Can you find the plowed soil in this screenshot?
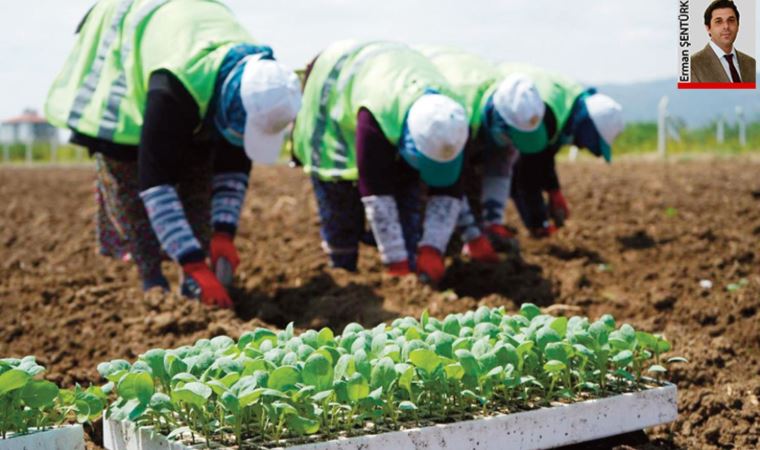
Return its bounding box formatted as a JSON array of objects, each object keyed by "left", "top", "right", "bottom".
[{"left": 1, "top": 158, "right": 758, "bottom": 450}]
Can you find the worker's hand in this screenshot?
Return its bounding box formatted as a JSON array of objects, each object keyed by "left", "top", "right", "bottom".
[
  {"left": 386, "top": 260, "right": 411, "bottom": 277},
  {"left": 210, "top": 232, "right": 239, "bottom": 287},
  {"left": 548, "top": 189, "right": 569, "bottom": 227},
  {"left": 210, "top": 232, "right": 240, "bottom": 271},
  {"left": 485, "top": 224, "right": 521, "bottom": 256},
  {"left": 462, "top": 235, "right": 500, "bottom": 263},
  {"left": 529, "top": 224, "right": 558, "bottom": 239},
  {"left": 416, "top": 246, "right": 446, "bottom": 284},
  {"left": 181, "top": 261, "right": 234, "bottom": 309}
]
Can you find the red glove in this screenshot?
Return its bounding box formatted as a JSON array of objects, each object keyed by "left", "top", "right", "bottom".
[
  {"left": 548, "top": 189, "right": 569, "bottom": 227},
  {"left": 485, "top": 224, "right": 516, "bottom": 240},
  {"left": 210, "top": 232, "right": 240, "bottom": 272},
  {"left": 416, "top": 246, "right": 446, "bottom": 284},
  {"left": 386, "top": 260, "right": 411, "bottom": 276},
  {"left": 462, "top": 235, "right": 500, "bottom": 263},
  {"left": 484, "top": 224, "right": 520, "bottom": 256},
  {"left": 181, "top": 261, "right": 233, "bottom": 309},
  {"left": 529, "top": 224, "right": 558, "bottom": 239}
]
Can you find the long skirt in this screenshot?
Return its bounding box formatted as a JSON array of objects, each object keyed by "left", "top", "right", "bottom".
[{"left": 93, "top": 153, "right": 212, "bottom": 285}]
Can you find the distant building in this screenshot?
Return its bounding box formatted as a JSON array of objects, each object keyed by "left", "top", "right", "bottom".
[{"left": 0, "top": 109, "right": 58, "bottom": 144}]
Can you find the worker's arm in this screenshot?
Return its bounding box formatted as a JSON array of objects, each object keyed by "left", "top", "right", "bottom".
[
  {"left": 138, "top": 71, "right": 231, "bottom": 307},
  {"left": 356, "top": 108, "right": 410, "bottom": 271},
  {"left": 415, "top": 142, "right": 468, "bottom": 283},
  {"left": 208, "top": 143, "right": 252, "bottom": 275}
]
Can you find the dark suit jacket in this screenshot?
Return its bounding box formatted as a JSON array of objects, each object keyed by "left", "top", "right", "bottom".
[{"left": 690, "top": 44, "right": 756, "bottom": 83}]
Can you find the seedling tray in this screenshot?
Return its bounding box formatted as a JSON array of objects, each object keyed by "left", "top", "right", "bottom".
[
  {"left": 0, "top": 425, "right": 85, "bottom": 450},
  {"left": 104, "top": 383, "right": 676, "bottom": 450}
]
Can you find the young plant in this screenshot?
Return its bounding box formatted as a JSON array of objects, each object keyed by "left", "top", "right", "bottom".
[
  {"left": 99, "top": 305, "right": 683, "bottom": 448},
  {"left": 0, "top": 356, "right": 104, "bottom": 439}
]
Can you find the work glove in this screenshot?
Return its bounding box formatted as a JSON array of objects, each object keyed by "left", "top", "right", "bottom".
[
  {"left": 529, "top": 223, "right": 558, "bottom": 239},
  {"left": 386, "top": 260, "right": 411, "bottom": 277},
  {"left": 548, "top": 189, "right": 569, "bottom": 227},
  {"left": 210, "top": 232, "right": 240, "bottom": 287},
  {"left": 462, "top": 235, "right": 500, "bottom": 263},
  {"left": 181, "top": 261, "right": 234, "bottom": 309},
  {"left": 416, "top": 246, "right": 446, "bottom": 284},
  {"left": 484, "top": 224, "right": 521, "bottom": 256}
]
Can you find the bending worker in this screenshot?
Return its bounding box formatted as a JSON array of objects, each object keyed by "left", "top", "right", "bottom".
[
  {"left": 500, "top": 63, "right": 624, "bottom": 238},
  {"left": 293, "top": 40, "right": 469, "bottom": 284},
  {"left": 419, "top": 46, "right": 545, "bottom": 260},
  {"left": 45, "top": 0, "right": 301, "bottom": 307}
]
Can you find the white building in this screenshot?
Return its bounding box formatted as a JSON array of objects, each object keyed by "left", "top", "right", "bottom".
[{"left": 0, "top": 109, "right": 58, "bottom": 144}]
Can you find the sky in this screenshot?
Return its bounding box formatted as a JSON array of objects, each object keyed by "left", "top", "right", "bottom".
[{"left": 0, "top": 0, "right": 758, "bottom": 121}]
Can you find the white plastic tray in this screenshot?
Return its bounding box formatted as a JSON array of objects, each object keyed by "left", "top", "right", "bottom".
[
  {"left": 104, "top": 383, "right": 677, "bottom": 450},
  {"left": 0, "top": 425, "right": 85, "bottom": 450}
]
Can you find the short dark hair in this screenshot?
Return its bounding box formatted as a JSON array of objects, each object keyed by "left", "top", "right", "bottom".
[{"left": 704, "top": 0, "right": 740, "bottom": 26}]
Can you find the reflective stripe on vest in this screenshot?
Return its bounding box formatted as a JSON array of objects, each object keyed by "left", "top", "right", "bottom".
[
  {"left": 309, "top": 43, "right": 364, "bottom": 174},
  {"left": 294, "top": 41, "right": 457, "bottom": 181},
  {"left": 67, "top": 0, "right": 134, "bottom": 130},
  {"left": 98, "top": 0, "right": 170, "bottom": 140},
  {"left": 309, "top": 42, "right": 407, "bottom": 174}
]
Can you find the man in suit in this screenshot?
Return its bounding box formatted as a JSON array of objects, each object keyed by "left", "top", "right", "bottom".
[{"left": 691, "top": 0, "right": 756, "bottom": 83}]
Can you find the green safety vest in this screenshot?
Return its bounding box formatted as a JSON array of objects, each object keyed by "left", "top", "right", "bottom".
[
  {"left": 417, "top": 46, "right": 501, "bottom": 136},
  {"left": 293, "top": 41, "right": 462, "bottom": 181},
  {"left": 45, "top": 0, "right": 254, "bottom": 145},
  {"left": 498, "top": 63, "right": 586, "bottom": 144}
]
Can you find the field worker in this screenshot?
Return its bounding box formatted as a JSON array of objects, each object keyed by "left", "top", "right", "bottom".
[
  {"left": 419, "top": 46, "right": 544, "bottom": 260},
  {"left": 293, "top": 40, "right": 469, "bottom": 284},
  {"left": 45, "top": 0, "right": 301, "bottom": 307},
  {"left": 499, "top": 63, "right": 624, "bottom": 238}
]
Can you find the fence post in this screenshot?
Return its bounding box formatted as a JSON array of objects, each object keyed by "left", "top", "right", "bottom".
[
  {"left": 736, "top": 106, "right": 746, "bottom": 148},
  {"left": 1, "top": 143, "right": 7, "bottom": 163},
  {"left": 716, "top": 116, "right": 724, "bottom": 144},
  {"left": 26, "top": 139, "right": 33, "bottom": 164},
  {"left": 50, "top": 137, "right": 58, "bottom": 163},
  {"left": 657, "top": 96, "right": 669, "bottom": 157}
]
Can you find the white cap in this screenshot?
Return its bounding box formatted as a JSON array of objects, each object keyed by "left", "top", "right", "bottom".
[
  {"left": 240, "top": 58, "right": 302, "bottom": 163},
  {"left": 407, "top": 94, "right": 468, "bottom": 162},
  {"left": 585, "top": 93, "right": 624, "bottom": 146},
  {"left": 492, "top": 73, "right": 545, "bottom": 132}
]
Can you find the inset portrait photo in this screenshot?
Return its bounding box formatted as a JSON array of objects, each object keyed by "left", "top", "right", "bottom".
[{"left": 678, "top": 0, "right": 756, "bottom": 89}]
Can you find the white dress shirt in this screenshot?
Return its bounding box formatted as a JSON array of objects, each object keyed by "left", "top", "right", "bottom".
[{"left": 708, "top": 40, "right": 742, "bottom": 82}]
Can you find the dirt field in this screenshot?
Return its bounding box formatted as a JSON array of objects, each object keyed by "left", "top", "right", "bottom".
[{"left": 1, "top": 159, "right": 758, "bottom": 450}]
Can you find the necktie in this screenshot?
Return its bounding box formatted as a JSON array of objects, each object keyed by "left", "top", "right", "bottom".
[{"left": 724, "top": 54, "right": 741, "bottom": 83}]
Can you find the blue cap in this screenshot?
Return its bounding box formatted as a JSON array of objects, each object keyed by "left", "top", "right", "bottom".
[
  {"left": 600, "top": 139, "right": 612, "bottom": 163},
  {"left": 399, "top": 121, "right": 465, "bottom": 188},
  {"left": 484, "top": 98, "right": 548, "bottom": 154},
  {"left": 507, "top": 123, "right": 549, "bottom": 154},
  {"left": 417, "top": 151, "right": 465, "bottom": 187},
  {"left": 399, "top": 93, "right": 468, "bottom": 187},
  {"left": 571, "top": 102, "right": 611, "bottom": 162}
]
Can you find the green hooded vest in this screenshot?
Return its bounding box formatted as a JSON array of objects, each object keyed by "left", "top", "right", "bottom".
[
  {"left": 417, "top": 46, "right": 501, "bottom": 136},
  {"left": 45, "top": 0, "right": 254, "bottom": 145},
  {"left": 293, "top": 40, "right": 461, "bottom": 181},
  {"left": 498, "top": 63, "right": 586, "bottom": 144}
]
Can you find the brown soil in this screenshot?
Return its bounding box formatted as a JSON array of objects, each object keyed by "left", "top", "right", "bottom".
[{"left": 1, "top": 159, "right": 758, "bottom": 450}]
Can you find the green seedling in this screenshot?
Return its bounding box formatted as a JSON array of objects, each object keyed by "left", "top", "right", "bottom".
[
  {"left": 726, "top": 278, "right": 749, "bottom": 292},
  {"left": 0, "top": 357, "right": 104, "bottom": 439},
  {"left": 96, "top": 305, "right": 681, "bottom": 447}
]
